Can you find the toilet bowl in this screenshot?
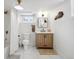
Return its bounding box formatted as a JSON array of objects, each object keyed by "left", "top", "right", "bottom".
[
  {"left": 22, "top": 33, "right": 30, "bottom": 50},
  {"left": 22, "top": 40, "right": 29, "bottom": 50}
]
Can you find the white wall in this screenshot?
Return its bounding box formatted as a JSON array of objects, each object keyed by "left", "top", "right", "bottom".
[
  {"left": 71, "top": 0, "right": 74, "bottom": 16},
  {"left": 10, "top": 9, "right": 18, "bottom": 55},
  {"left": 18, "top": 23, "right": 32, "bottom": 34},
  {"left": 4, "top": 10, "right": 11, "bottom": 43},
  {"left": 52, "top": 1, "right": 74, "bottom": 59},
  {"left": 4, "top": 10, "right": 11, "bottom": 58}
]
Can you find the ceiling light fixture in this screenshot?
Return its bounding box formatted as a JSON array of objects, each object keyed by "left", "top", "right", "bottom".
[{"left": 14, "top": 0, "right": 24, "bottom": 10}]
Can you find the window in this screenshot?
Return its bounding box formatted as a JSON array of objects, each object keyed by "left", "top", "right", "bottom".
[{"left": 22, "top": 15, "right": 33, "bottom": 23}]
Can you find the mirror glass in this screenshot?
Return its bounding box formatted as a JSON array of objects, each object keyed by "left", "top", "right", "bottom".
[{"left": 38, "top": 17, "right": 48, "bottom": 28}]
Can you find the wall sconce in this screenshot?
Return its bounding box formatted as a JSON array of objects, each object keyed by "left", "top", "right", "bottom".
[{"left": 38, "top": 11, "right": 48, "bottom": 17}]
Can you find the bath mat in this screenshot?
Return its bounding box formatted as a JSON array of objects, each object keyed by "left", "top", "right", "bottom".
[
  {"left": 38, "top": 49, "right": 57, "bottom": 55},
  {"left": 9, "top": 55, "right": 20, "bottom": 59}
]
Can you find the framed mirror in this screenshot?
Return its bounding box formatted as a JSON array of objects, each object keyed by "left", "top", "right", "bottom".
[{"left": 38, "top": 17, "right": 48, "bottom": 28}]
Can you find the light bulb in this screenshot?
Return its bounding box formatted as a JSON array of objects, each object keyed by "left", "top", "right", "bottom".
[
  {"left": 38, "top": 11, "right": 42, "bottom": 17},
  {"left": 43, "top": 11, "right": 48, "bottom": 17}
]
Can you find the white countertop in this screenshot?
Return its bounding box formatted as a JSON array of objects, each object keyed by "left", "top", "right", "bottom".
[{"left": 35, "top": 31, "right": 53, "bottom": 34}]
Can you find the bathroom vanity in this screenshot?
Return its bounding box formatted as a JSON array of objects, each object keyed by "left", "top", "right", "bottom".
[{"left": 36, "top": 32, "right": 53, "bottom": 49}]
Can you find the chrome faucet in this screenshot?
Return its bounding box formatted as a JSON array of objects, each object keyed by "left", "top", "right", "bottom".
[{"left": 41, "top": 28, "right": 45, "bottom": 32}]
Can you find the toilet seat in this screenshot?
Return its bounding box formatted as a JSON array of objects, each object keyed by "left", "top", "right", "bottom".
[{"left": 22, "top": 40, "right": 29, "bottom": 45}]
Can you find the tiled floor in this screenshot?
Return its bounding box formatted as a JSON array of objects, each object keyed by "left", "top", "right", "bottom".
[
  {"left": 38, "top": 49, "right": 57, "bottom": 55},
  {"left": 8, "top": 55, "right": 20, "bottom": 59},
  {"left": 13, "top": 46, "right": 63, "bottom": 59}
]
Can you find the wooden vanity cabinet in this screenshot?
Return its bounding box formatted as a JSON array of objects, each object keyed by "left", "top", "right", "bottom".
[{"left": 36, "top": 33, "right": 53, "bottom": 49}]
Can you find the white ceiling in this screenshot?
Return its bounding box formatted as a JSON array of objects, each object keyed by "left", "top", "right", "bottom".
[{"left": 4, "top": 0, "right": 65, "bottom": 11}]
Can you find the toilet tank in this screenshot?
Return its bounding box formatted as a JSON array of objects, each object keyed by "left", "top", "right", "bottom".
[{"left": 23, "top": 33, "right": 30, "bottom": 40}]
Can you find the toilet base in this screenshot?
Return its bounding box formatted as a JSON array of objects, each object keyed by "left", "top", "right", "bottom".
[{"left": 24, "top": 46, "right": 29, "bottom": 50}]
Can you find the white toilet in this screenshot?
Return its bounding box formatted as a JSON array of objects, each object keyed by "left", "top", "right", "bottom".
[{"left": 22, "top": 33, "right": 30, "bottom": 50}]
